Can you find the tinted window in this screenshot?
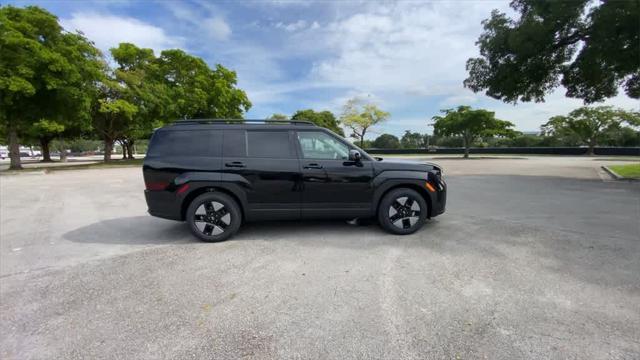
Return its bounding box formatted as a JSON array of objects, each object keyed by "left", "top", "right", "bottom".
[
  {"left": 247, "top": 131, "right": 292, "bottom": 158},
  {"left": 223, "top": 130, "right": 247, "bottom": 157},
  {"left": 297, "top": 131, "right": 349, "bottom": 160},
  {"left": 147, "top": 130, "right": 221, "bottom": 157}
]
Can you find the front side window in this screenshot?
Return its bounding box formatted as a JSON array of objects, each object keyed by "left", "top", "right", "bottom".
[{"left": 297, "top": 131, "right": 350, "bottom": 160}]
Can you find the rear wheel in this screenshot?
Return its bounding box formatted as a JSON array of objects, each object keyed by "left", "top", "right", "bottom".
[
  {"left": 186, "top": 192, "right": 242, "bottom": 242},
  {"left": 377, "top": 188, "right": 427, "bottom": 235}
]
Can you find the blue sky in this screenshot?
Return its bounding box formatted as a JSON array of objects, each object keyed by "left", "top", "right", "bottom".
[{"left": 11, "top": 0, "right": 638, "bottom": 138}]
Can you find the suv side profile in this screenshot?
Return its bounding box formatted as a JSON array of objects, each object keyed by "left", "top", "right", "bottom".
[{"left": 143, "top": 120, "right": 446, "bottom": 241}]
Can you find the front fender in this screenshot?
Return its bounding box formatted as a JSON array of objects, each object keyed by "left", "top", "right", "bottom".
[{"left": 371, "top": 170, "right": 435, "bottom": 215}]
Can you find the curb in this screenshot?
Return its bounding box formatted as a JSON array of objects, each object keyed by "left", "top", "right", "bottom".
[{"left": 601, "top": 165, "right": 639, "bottom": 181}]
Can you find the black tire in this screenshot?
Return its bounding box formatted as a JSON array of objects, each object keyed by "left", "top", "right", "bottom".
[
  {"left": 186, "top": 192, "right": 242, "bottom": 242},
  {"left": 377, "top": 188, "right": 428, "bottom": 235}
]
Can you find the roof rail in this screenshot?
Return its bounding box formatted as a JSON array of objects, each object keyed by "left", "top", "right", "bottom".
[{"left": 172, "top": 119, "right": 316, "bottom": 126}]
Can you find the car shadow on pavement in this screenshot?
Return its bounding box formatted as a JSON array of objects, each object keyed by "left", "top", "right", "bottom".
[{"left": 63, "top": 216, "right": 193, "bottom": 245}]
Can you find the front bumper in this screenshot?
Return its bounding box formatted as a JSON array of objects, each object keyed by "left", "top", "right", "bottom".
[{"left": 429, "top": 178, "right": 446, "bottom": 217}]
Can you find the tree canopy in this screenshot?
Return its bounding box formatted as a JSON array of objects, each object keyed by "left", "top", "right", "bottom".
[
  {"left": 266, "top": 113, "right": 289, "bottom": 120},
  {"left": 541, "top": 106, "right": 640, "bottom": 155},
  {"left": 0, "top": 5, "right": 104, "bottom": 168},
  {"left": 340, "top": 98, "right": 390, "bottom": 147},
  {"left": 465, "top": 0, "right": 640, "bottom": 104},
  {"left": 157, "top": 49, "right": 251, "bottom": 119},
  {"left": 372, "top": 134, "right": 400, "bottom": 149},
  {"left": 96, "top": 44, "right": 253, "bottom": 161},
  {"left": 432, "top": 106, "right": 516, "bottom": 158},
  {"left": 400, "top": 130, "right": 427, "bottom": 149},
  {"left": 291, "top": 109, "right": 344, "bottom": 136}
]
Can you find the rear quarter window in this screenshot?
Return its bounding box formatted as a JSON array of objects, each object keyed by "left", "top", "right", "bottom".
[{"left": 147, "top": 130, "right": 222, "bottom": 157}]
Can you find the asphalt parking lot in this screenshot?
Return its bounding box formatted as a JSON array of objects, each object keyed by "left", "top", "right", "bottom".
[{"left": 1, "top": 157, "right": 639, "bottom": 359}]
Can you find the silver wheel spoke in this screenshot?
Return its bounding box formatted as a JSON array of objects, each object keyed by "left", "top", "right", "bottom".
[
  {"left": 211, "top": 225, "right": 224, "bottom": 235},
  {"left": 388, "top": 206, "right": 398, "bottom": 217},
  {"left": 389, "top": 196, "right": 421, "bottom": 229},
  {"left": 194, "top": 200, "right": 230, "bottom": 236},
  {"left": 195, "top": 220, "right": 208, "bottom": 232}
]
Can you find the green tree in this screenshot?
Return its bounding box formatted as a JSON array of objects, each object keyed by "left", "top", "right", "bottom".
[
  {"left": 541, "top": 106, "right": 640, "bottom": 155},
  {"left": 156, "top": 49, "right": 251, "bottom": 119},
  {"left": 291, "top": 109, "right": 344, "bottom": 136},
  {"left": 266, "top": 113, "right": 288, "bottom": 121},
  {"left": 400, "top": 130, "right": 426, "bottom": 149},
  {"left": 432, "top": 106, "right": 516, "bottom": 158},
  {"left": 340, "top": 98, "right": 390, "bottom": 147},
  {"left": 26, "top": 119, "right": 65, "bottom": 161},
  {"left": 91, "top": 79, "right": 138, "bottom": 162},
  {"left": 372, "top": 134, "right": 400, "bottom": 149},
  {"left": 465, "top": 0, "right": 639, "bottom": 104},
  {"left": 0, "top": 5, "right": 103, "bottom": 169},
  {"left": 110, "top": 43, "right": 169, "bottom": 159}
]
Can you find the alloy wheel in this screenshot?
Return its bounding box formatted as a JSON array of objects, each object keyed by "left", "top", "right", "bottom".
[
  {"left": 193, "top": 201, "right": 231, "bottom": 236},
  {"left": 388, "top": 196, "right": 421, "bottom": 230}
]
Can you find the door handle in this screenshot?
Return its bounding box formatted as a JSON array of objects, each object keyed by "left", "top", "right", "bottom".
[
  {"left": 304, "top": 163, "right": 323, "bottom": 169},
  {"left": 225, "top": 161, "right": 246, "bottom": 168}
]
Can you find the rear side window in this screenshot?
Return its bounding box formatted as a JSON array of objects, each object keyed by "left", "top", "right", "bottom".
[
  {"left": 147, "top": 130, "right": 221, "bottom": 157},
  {"left": 247, "top": 131, "right": 293, "bottom": 158},
  {"left": 223, "top": 130, "right": 247, "bottom": 157}
]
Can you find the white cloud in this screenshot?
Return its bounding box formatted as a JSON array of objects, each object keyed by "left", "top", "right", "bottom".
[
  {"left": 310, "top": 2, "right": 508, "bottom": 96},
  {"left": 61, "top": 12, "right": 183, "bottom": 55},
  {"left": 275, "top": 20, "right": 308, "bottom": 32},
  {"left": 163, "top": 1, "right": 232, "bottom": 42},
  {"left": 204, "top": 17, "right": 232, "bottom": 40},
  {"left": 490, "top": 90, "right": 640, "bottom": 131}
]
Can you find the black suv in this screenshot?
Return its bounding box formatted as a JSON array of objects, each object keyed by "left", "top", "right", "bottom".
[{"left": 143, "top": 120, "right": 446, "bottom": 241}]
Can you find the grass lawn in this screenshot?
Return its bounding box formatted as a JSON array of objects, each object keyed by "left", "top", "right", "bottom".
[
  {"left": 0, "top": 158, "right": 144, "bottom": 174},
  {"left": 44, "top": 158, "right": 144, "bottom": 171},
  {"left": 609, "top": 163, "right": 640, "bottom": 179}
]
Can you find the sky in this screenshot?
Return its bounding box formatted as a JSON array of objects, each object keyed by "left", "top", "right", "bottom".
[{"left": 10, "top": 0, "right": 639, "bottom": 138}]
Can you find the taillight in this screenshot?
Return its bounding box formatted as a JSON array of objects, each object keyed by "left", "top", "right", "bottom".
[
  {"left": 145, "top": 182, "right": 169, "bottom": 191},
  {"left": 176, "top": 183, "right": 190, "bottom": 195}
]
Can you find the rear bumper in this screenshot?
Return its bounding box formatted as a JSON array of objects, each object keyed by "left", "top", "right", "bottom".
[{"left": 145, "top": 190, "right": 182, "bottom": 221}]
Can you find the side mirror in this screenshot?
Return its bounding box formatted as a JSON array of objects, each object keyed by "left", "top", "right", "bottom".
[{"left": 349, "top": 149, "right": 362, "bottom": 162}]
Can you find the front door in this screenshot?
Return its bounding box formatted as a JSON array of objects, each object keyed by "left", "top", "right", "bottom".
[{"left": 295, "top": 130, "right": 374, "bottom": 218}]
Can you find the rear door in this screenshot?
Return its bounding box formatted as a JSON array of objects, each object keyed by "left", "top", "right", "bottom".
[
  {"left": 295, "top": 130, "right": 374, "bottom": 218},
  {"left": 222, "top": 129, "right": 301, "bottom": 220}
]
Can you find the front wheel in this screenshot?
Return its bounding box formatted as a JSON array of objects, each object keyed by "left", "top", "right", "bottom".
[
  {"left": 186, "top": 192, "right": 242, "bottom": 242},
  {"left": 377, "top": 188, "right": 428, "bottom": 235}
]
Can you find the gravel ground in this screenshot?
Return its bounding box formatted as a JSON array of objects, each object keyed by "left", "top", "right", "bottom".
[{"left": 1, "top": 157, "right": 639, "bottom": 359}]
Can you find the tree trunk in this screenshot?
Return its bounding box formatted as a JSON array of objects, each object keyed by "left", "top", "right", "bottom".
[
  {"left": 8, "top": 124, "right": 22, "bottom": 170},
  {"left": 587, "top": 141, "right": 595, "bottom": 156},
  {"left": 463, "top": 137, "right": 470, "bottom": 159},
  {"left": 58, "top": 138, "right": 68, "bottom": 162},
  {"left": 104, "top": 138, "right": 113, "bottom": 162},
  {"left": 127, "top": 140, "right": 135, "bottom": 159},
  {"left": 121, "top": 140, "right": 127, "bottom": 160},
  {"left": 40, "top": 138, "right": 52, "bottom": 162}
]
